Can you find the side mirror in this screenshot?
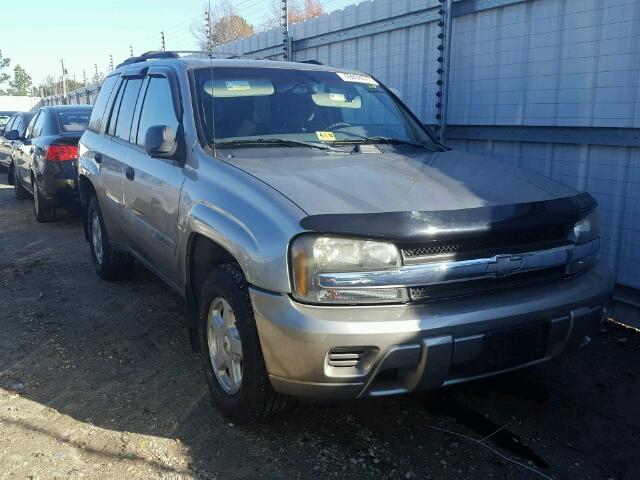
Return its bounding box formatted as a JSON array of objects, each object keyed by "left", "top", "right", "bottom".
[
  {"left": 0, "top": 126, "right": 5, "bottom": 136},
  {"left": 144, "top": 125, "right": 177, "bottom": 158},
  {"left": 5, "top": 129, "right": 20, "bottom": 141}
]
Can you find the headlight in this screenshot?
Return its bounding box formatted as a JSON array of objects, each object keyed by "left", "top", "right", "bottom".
[
  {"left": 569, "top": 209, "right": 599, "bottom": 244},
  {"left": 290, "top": 235, "right": 408, "bottom": 304}
]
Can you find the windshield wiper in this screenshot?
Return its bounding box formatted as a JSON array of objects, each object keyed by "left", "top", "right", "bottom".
[
  {"left": 336, "top": 137, "right": 431, "bottom": 149},
  {"left": 216, "top": 138, "right": 347, "bottom": 152}
]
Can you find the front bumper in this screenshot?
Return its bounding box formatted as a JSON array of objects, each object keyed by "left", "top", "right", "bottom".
[{"left": 251, "top": 261, "right": 613, "bottom": 399}]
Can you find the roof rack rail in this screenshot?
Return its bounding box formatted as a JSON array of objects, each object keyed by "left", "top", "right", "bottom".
[
  {"left": 300, "top": 60, "right": 323, "bottom": 65},
  {"left": 116, "top": 51, "right": 180, "bottom": 68},
  {"left": 116, "top": 50, "right": 271, "bottom": 69}
]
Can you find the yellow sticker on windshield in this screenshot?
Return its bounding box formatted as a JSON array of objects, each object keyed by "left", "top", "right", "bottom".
[{"left": 316, "top": 131, "right": 336, "bottom": 142}]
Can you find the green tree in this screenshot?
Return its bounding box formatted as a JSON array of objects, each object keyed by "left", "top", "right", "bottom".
[
  {"left": 0, "top": 50, "right": 10, "bottom": 94},
  {"left": 8, "top": 65, "right": 32, "bottom": 96}
]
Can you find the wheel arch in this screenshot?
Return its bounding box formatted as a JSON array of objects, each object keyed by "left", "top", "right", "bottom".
[{"left": 78, "top": 174, "right": 97, "bottom": 241}]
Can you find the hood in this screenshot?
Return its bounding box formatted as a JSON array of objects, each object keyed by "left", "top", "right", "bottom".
[{"left": 225, "top": 148, "right": 577, "bottom": 216}]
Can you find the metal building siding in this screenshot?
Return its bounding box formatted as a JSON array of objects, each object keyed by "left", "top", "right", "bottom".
[{"left": 448, "top": 0, "right": 640, "bottom": 127}]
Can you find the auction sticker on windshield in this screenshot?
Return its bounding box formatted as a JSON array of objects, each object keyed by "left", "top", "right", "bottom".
[
  {"left": 316, "top": 131, "right": 336, "bottom": 141},
  {"left": 336, "top": 72, "right": 379, "bottom": 85}
]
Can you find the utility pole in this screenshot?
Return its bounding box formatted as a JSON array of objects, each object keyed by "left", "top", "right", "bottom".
[
  {"left": 161, "top": 31, "right": 166, "bottom": 51},
  {"left": 60, "top": 58, "right": 68, "bottom": 100},
  {"left": 281, "top": 0, "right": 290, "bottom": 61}
]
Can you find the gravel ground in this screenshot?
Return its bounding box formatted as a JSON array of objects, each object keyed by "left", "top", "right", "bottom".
[{"left": 1, "top": 171, "right": 639, "bottom": 480}]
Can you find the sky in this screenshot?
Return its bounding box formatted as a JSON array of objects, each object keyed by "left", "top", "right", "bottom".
[{"left": 1, "top": 0, "right": 357, "bottom": 88}]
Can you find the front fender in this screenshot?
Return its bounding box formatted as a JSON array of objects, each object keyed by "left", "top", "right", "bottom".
[{"left": 183, "top": 200, "right": 297, "bottom": 294}]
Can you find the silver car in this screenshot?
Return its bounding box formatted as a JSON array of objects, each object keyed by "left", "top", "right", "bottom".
[{"left": 77, "top": 52, "right": 613, "bottom": 424}]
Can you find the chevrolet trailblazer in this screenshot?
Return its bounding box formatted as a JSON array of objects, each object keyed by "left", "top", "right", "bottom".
[{"left": 77, "top": 52, "right": 613, "bottom": 424}]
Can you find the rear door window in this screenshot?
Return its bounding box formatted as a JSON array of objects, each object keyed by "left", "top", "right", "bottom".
[
  {"left": 87, "top": 74, "right": 119, "bottom": 133},
  {"left": 3, "top": 116, "right": 16, "bottom": 135},
  {"left": 31, "top": 112, "right": 46, "bottom": 138},
  {"left": 114, "top": 79, "right": 144, "bottom": 141},
  {"left": 24, "top": 113, "right": 40, "bottom": 139},
  {"left": 136, "top": 76, "right": 179, "bottom": 148}
]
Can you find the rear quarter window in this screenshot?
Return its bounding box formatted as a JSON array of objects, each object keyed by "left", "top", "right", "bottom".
[{"left": 87, "top": 74, "right": 119, "bottom": 132}]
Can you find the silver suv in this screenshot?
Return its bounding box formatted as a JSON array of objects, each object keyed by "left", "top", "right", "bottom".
[{"left": 78, "top": 52, "right": 613, "bottom": 424}]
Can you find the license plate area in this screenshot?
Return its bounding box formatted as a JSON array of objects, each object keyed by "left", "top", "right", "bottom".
[{"left": 450, "top": 322, "right": 550, "bottom": 377}]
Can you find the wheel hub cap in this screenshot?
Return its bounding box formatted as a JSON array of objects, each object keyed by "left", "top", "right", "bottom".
[
  {"left": 91, "top": 211, "right": 103, "bottom": 265},
  {"left": 207, "top": 297, "right": 243, "bottom": 395}
]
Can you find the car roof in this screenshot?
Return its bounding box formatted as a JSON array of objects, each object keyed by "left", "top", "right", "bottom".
[
  {"left": 115, "top": 57, "right": 366, "bottom": 77},
  {"left": 41, "top": 105, "right": 92, "bottom": 112}
]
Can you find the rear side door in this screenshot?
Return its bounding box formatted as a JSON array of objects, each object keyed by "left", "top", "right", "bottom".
[
  {"left": 16, "top": 112, "right": 44, "bottom": 191},
  {"left": 122, "top": 69, "right": 185, "bottom": 285},
  {"left": 79, "top": 74, "right": 125, "bottom": 240}
]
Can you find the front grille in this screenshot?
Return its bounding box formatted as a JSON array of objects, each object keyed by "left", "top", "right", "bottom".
[
  {"left": 409, "top": 266, "right": 567, "bottom": 302},
  {"left": 401, "top": 224, "right": 571, "bottom": 264}
]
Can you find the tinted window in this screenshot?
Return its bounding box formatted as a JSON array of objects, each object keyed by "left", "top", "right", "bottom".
[
  {"left": 107, "top": 81, "right": 126, "bottom": 136},
  {"left": 31, "top": 112, "right": 46, "bottom": 138},
  {"left": 13, "top": 116, "right": 23, "bottom": 134},
  {"left": 136, "top": 76, "right": 179, "bottom": 148},
  {"left": 3, "top": 116, "right": 16, "bottom": 133},
  {"left": 25, "top": 113, "right": 39, "bottom": 138},
  {"left": 88, "top": 74, "right": 119, "bottom": 132},
  {"left": 0, "top": 115, "right": 12, "bottom": 126},
  {"left": 18, "top": 114, "right": 34, "bottom": 136},
  {"left": 114, "top": 79, "right": 143, "bottom": 141},
  {"left": 57, "top": 111, "right": 91, "bottom": 133}
]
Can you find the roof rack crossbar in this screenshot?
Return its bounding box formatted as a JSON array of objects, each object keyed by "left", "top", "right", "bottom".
[{"left": 115, "top": 50, "right": 271, "bottom": 69}]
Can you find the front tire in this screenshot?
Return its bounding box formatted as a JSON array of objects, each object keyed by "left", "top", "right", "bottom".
[
  {"left": 87, "top": 195, "right": 134, "bottom": 281},
  {"left": 33, "top": 180, "right": 56, "bottom": 223},
  {"left": 198, "top": 263, "right": 291, "bottom": 424}
]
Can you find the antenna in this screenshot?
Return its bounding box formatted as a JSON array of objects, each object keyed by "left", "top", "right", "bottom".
[{"left": 206, "top": 1, "right": 216, "bottom": 157}]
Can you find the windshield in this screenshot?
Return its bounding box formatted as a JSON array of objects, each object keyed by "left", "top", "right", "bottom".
[{"left": 193, "top": 67, "right": 436, "bottom": 149}]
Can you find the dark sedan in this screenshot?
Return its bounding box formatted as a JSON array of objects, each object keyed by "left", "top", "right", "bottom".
[
  {"left": 0, "top": 111, "right": 36, "bottom": 184},
  {"left": 13, "top": 105, "right": 92, "bottom": 222}
]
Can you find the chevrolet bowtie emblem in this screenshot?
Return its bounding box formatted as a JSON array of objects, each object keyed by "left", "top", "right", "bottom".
[{"left": 486, "top": 255, "right": 523, "bottom": 277}]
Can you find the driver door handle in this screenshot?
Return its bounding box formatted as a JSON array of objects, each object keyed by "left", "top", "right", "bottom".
[{"left": 125, "top": 166, "right": 135, "bottom": 181}]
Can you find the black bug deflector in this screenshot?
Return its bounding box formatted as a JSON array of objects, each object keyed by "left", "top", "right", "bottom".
[{"left": 299, "top": 192, "right": 596, "bottom": 243}]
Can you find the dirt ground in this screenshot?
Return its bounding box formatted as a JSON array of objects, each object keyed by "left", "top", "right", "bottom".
[{"left": 1, "top": 171, "right": 639, "bottom": 480}]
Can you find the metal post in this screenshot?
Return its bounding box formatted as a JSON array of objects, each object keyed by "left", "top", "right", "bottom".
[
  {"left": 161, "top": 31, "right": 166, "bottom": 51},
  {"left": 435, "top": 0, "right": 453, "bottom": 140},
  {"left": 94, "top": 64, "right": 99, "bottom": 84},
  {"left": 205, "top": 8, "right": 212, "bottom": 57},
  {"left": 109, "top": 55, "right": 114, "bottom": 71},
  {"left": 130, "top": 46, "right": 134, "bottom": 57},
  {"left": 281, "top": 0, "right": 289, "bottom": 60},
  {"left": 60, "top": 58, "right": 68, "bottom": 103},
  {"left": 82, "top": 70, "right": 87, "bottom": 86}
]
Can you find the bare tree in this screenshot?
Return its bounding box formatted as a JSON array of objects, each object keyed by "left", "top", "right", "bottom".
[
  {"left": 193, "top": 0, "right": 254, "bottom": 50},
  {"left": 261, "top": 0, "right": 324, "bottom": 31}
]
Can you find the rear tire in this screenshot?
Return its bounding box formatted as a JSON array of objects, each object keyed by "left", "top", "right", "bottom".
[
  {"left": 13, "top": 170, "right": 29, "bottom": 200},
  {"left": 87, "top": 195, "right": 134, "bottom": 281},
  {"left": 33, "top": 180, "right": 56, "bottom": 223},
  {"left": 198, "top": 263, "right": 292, "bottom": 424}
]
